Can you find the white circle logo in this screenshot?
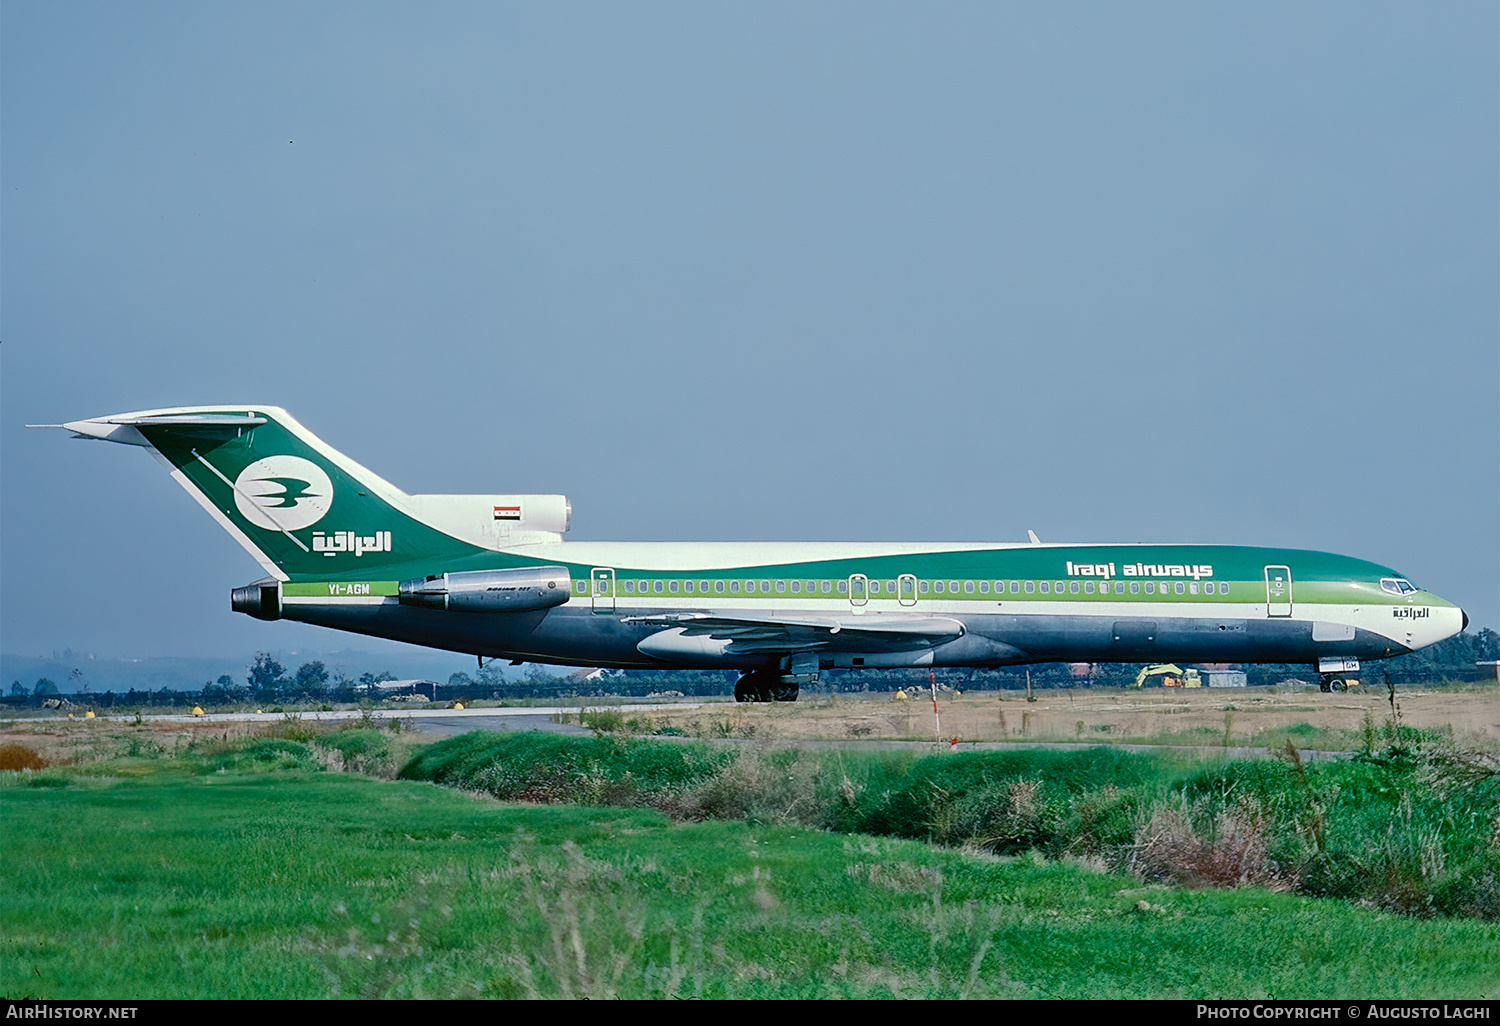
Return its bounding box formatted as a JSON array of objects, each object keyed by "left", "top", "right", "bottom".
[{"left": 233, "top": 456, "right": 334, "bottom": 532}]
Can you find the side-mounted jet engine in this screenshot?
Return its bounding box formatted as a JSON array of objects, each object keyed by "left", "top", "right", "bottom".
[{"left": 398, "top": 566, "right": 572, "bottom": 613}]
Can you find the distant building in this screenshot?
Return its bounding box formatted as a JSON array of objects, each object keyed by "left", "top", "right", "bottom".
[
  {"left": 356, "top": 679, "right": 437, "bottom": 699},
  {"left": 1204, "top": 670, "right": 1248, "bottom": 688}
]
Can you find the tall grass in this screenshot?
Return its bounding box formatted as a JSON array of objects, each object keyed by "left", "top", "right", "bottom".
[
  {"left": 400, "top": 732, "right": 1500, "bottom": 921},
  {"left": 398, "top": 730, "right": 733, "bottom": 806}
]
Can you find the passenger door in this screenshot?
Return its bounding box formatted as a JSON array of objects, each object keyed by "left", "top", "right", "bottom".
[
  {"left": 1264, "top": 565, "right": 1292, "bottom": 617},
  {"left": 591, "top": 567, "right": 616, "bottom": 614}
]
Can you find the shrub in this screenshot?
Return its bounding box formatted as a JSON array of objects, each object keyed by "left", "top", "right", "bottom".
[
  {"left": 316, "top": 729, "right": 390, "bottom": 761},
  {"left": 0, "top": 743, "right": 48, "bottom": 772},
  {"left": 399, "top": 731, "right": 732, "bottom": 807},
  {"left": 1128, "top": 797, "right": 1288, "bottom": 889}
]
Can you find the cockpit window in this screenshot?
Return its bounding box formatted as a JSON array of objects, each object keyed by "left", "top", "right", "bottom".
[{"left": 1380, "top": 577, "right": 1418, "bottom": 596}]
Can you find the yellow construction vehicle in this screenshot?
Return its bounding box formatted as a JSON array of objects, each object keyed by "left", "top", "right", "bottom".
[{"left": 1132, "top": 664, "right": 1202, "bottom": 688}]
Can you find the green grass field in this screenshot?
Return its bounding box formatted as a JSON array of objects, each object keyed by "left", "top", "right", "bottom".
[{"left": 4, "top": 741, "right": 1500, "bottom": 999}]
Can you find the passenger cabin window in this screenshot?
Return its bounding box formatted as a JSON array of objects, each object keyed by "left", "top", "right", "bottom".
[{"left": 1024, "top": 581, "right": 1034, "bottom": 593}]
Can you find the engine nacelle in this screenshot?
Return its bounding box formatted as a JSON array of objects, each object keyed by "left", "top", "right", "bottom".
[
  {"left": 231, "top": 578, "right": 282, "bottom": 621},
  {"left": 398, "top": 566, "right": 572, "bottom": 613}
]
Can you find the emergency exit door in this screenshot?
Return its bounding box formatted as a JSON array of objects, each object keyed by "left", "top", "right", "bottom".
[{"left": 591, "top": 567, "right": 615, "bottom": 613}]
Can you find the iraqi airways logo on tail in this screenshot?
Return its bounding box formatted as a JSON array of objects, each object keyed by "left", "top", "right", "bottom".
[
  {"left": 312, "top": 531, "right": 392, "bottom": 557},
  {"left": 233, "top": 456, "right": 334, "bottom": 532}
]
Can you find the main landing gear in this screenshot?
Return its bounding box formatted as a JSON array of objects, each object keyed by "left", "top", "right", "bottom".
[
  {"left": 1318, "top": 674, "right": 1349, "bottom": 693},
  {"left": 734, "top": 669, "right": 800, "bottom": 703}
]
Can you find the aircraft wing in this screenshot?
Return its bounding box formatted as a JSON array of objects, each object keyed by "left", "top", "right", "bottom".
[{"left": 622, "top": 611, "right": 965, "bottom": 654}]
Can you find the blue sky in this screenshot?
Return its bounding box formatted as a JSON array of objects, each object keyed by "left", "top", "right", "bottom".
[{"left": 3, "top": 2, "right": 1496, "bottom": 660}]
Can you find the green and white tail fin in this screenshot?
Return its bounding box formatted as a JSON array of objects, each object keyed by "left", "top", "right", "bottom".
[{"left": 49, "top": 406, "right": 569, "bottom": 580}]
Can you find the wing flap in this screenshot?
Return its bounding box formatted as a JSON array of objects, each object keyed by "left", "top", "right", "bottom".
[{"left": 623, "top": 611, "right": 965, "bottom": 653}]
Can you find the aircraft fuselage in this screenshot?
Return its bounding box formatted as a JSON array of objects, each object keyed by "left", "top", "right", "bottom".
[{"left": 273, "top": 540, "right": 1462, "bottom": 672}]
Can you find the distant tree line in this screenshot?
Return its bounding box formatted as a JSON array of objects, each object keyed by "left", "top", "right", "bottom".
[
  {"left": 3, "top": 654, "right": 415, "bottom": 709},
  {"left": 4, "top": 628, "right": 1495, "bottom": 708}
]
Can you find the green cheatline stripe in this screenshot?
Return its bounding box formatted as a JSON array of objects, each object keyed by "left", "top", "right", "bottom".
[
  {"left": 562, "top": 568, "right": 1422, "bottom": 606},
  {"left": 578, "top": 579, "right": 1359, "bottom": 603},
  {"left": 284, "top": 582, "right": 400, "bottom": 598},
  {"left": 277, "top": 577, "right": 1401, "bottom": 606}
]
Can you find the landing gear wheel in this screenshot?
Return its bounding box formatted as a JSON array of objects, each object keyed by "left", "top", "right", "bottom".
[
  {"left": 749, "top": 669, "right": 777, "bottom": 703},
  {"left": 736, "top": 671, "right": 774, "bottom": 702},
  {"left": 1318, "top": 674, "right": 1335, "bottom": 693},
  {"left": 1331, "top": 678, "right": 1348, "bottom": 693},
  {"left": 736, "top": 671, "right": 797, "bottom": 702},
  {"left": 767, "top": 681, "right": 800, "bottom": 702}
]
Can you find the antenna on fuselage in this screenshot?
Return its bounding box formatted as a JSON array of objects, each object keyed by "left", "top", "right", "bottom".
[{"left": 1027, "top": 530, "right": 1041, "bottom": 544}]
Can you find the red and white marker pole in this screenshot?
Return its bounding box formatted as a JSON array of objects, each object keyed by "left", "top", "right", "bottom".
[{"left": 929, "top": 670, "right": 945, "bottom": 748}]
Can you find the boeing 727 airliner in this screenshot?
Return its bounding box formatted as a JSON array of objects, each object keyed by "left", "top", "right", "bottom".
[{"left": 46, "top": 407, "right": 1466, "bottom": 700}]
